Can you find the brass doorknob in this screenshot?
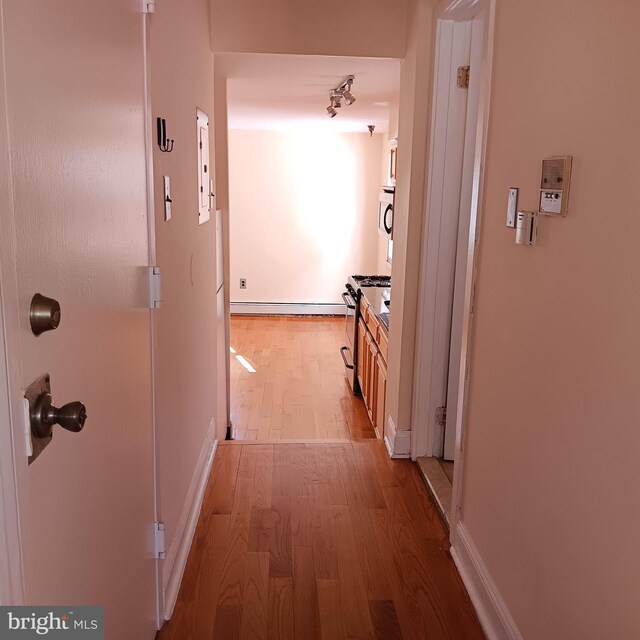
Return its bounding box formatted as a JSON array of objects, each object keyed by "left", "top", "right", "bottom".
[{"left": 31, "top": 392, "right": 87, "bottom": 439}]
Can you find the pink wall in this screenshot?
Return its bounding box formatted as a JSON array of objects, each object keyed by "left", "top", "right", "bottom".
[
  {"left": 228, "top": 129, "right": 382, "bottom": 304},
  {"left": 150, "top": 0, "right": 219, "bottom": 601},
  {"left": 210, "top": 0, "right": 408, "bottom": 58},
  {"left": 461, "top": 1, "right": 640, "bottom": 636},
  {"left": 385, "top": 0, "right": 436, "bottom": 438}
]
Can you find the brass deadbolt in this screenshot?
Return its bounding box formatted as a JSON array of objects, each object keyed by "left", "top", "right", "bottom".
[{"left": 30, "top": 293, "right": 61, "bottom": 336}]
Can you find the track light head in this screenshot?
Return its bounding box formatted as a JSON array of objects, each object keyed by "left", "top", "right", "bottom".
[
  {"left": 326, "top": 105, "right": 337, "bottom": 118},
  {"left": 342, "top": 90, "right": 356, "bottom": 106}
]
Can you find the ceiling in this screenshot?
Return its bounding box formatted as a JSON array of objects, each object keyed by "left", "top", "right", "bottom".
[{"left": 217, "top": 53, "right": 401, "bottom": 134}]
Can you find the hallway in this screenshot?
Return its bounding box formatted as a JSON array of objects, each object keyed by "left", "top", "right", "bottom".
[{"left": 157, "top": 441, "right": 484, "bottom": 639}]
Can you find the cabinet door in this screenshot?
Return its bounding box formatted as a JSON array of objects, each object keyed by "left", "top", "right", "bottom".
[
  {"left": 363, "top": 328, "right": 372, "bottom": 413},
  {"left": 365, "top": 331, "right": 378, "bottom": 422},
  {"left": 375, "top": 354, "right": 388, "bottom": 438},
  {"left": 357, "top": 317, "right": 367, "bottom": 395}
]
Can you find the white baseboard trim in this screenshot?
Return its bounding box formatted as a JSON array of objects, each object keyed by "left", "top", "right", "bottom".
[
  {"left": 383, "top": 415, "right": 411, "bottom": 458},
  {"left": 162, "top": 418, "right": 218, "bottom": 620},
  {"left": 451, "top": 522, "right": 523, "bottom": 640},
  {"left": 230, "top": 302, "right": 343, "bottom": 315}
]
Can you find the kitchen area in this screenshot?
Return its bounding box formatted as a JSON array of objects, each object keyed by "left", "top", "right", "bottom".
[
  {"left": 341, "top": 273, "right": 391, "bottom": 439},
  {"left": 340, "top": 176, "right": 395, "bottom": 439},
  {"left": 223, "top": 53, "right": 401, "bottom": 443}
]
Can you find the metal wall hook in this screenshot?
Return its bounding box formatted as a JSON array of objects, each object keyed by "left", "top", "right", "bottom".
[{"left": 157, "top": 117, "right": 174, "bottom": 153}]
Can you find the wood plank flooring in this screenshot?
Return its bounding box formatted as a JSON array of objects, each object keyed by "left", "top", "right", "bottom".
[
  {"left": 156, "top": 441, "right": 485, "bottom": 640},
  {"left": 230, "top": 316, "right": 375, "bottom": 441}
]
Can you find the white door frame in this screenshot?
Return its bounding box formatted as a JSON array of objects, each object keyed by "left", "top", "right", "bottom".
[
  {"left": 410, "top": 0, "right": 495, "bottom": 535},
  {"left": 0, "top": 285, "right": 25, "bottom": 608},
  {"left": 411, "top": 18, "right": 473, "bottom": 460},
  {"left": 443, "top": 16, "right": 484, "bottom": 461},
  {"left": 0, "top": 1, "right": 26, "bottom": 604},
  {"left": 141, "top": 10, "right": 164, "bottom": 629},
  {"left": 0, "top": 270, "right": 25, "bottom": 607}
]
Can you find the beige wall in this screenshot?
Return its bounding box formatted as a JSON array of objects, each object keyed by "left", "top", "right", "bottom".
[
  {"left": 228, "top": 129, "right": 382, "bottom": 303},
  {"left": 150, "top": 0, "right": 219, "bottom": 584},
  {"left": 461, "top": 1, "right": 640, "bottom": 637},
  {"left": 210, "top": 0, "right": 408, "bottom": 58}
]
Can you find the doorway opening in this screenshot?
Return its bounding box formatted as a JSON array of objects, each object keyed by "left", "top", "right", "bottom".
[{"left": 218, "top": 53, "right": 401, "bottom": 443}]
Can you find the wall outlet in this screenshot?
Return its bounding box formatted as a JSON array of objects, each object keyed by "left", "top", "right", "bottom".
[{"left": 239, "top": 278, "right": 247, "bottom": 289}]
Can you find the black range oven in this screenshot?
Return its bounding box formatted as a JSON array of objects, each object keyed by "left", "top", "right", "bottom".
[
  {"left": 340, "top": 275, "right": 391, "bottom": 394},
  {"left": 340, "top": 283, "right": 359, "bottom": 392}
]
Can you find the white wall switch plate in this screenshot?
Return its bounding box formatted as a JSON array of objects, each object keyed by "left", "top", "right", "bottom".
[
  {"left": 163, "top": 175, "right": 172, "bottom": 221},
  {"left": 506, "top": 187, "right": 518, "bottom": 227},
  {"left": 515, "top": 211, "right": 537, "bottom": 246}
]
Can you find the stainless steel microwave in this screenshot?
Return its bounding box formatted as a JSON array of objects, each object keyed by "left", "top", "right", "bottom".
[
  {"left": 379, "top": 187, "right": 394, "bottom": 235},
  {"left": 379, "top": 187, "right": 394, "bottom": 264}
]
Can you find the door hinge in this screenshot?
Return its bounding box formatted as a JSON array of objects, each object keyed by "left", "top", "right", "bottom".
[
  {"left": 142, "top": 0, "right": 156, "bottom": 13},
  {"left": 457, "top": 66, "right": 470, "bottom": 89},
  {"left": 154, "top": 521, "right": 166, "bottom": 559},
  {"left": 148, "top": 266, "right": 162, "bottom": 309},
  {"left": 436, "top": 406, "right": 447, "bottom": 428},
  {"left": 470, "top": 281, "right": 477, "bottom": 314}
]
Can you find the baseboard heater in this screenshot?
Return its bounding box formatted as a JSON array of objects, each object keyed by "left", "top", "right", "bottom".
[{"left": 230, "top": 302, "right": 344, "bottom": 316}]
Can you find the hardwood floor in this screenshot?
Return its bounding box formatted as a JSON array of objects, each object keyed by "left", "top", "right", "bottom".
[
  {"left": 156, "top": 441, "right": 485, "bottom": 640},
  {"left": 230, "top": 316, "right": 375, "bottom": 441}
]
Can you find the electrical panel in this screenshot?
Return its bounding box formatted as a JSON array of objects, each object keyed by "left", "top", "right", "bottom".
[{"left": 196, "top": 108, "right": 211, "bottom": 225}]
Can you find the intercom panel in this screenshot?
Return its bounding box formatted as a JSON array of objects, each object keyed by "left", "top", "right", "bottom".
[{"left": 539, "top": 156, "right": 572, "bottom": 217}]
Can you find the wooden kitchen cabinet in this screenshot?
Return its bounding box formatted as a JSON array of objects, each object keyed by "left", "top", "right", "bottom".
[
  {"left": 374, "top": 352, "right": 387, "bottom": 438},
  {"left": 364, "top": 330, "right": 378, "bottom": 423},
  {"left": 356, "top": 294, "right": 389, "bottom": 438}
]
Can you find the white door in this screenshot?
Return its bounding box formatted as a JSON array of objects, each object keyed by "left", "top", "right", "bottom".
[
  {"left": 443, "top": 17, "right": 485, "bottom": 460},
  {"left": 0, "top": 2, "right": 157, "bottom": 638}
]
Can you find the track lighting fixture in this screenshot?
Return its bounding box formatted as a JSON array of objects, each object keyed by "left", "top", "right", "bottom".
[{"left": 324, "top": 75, "right": 356, "bottom": 118}]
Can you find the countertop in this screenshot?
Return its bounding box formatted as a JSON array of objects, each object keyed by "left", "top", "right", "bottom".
[{"left": 360, "top": 286, "right": 390, "bottom": 331}]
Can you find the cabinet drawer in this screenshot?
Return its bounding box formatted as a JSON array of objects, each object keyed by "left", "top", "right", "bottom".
[
  {"left": 364, "top": 305, "right": 378, "bottom": 336},
  {"left": 377, "top": 325, "right": 388, "bottom": 363}
]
